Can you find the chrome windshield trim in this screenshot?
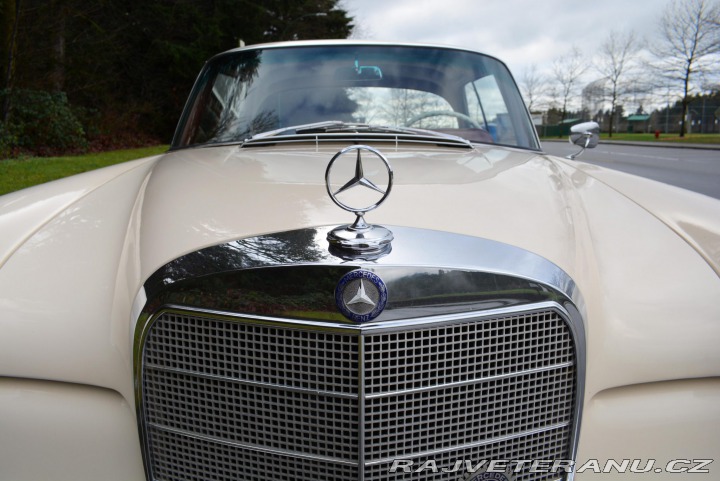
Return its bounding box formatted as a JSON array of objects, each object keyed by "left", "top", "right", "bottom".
[{"left": 213, "top": 39, "right": 510, "bottom": 66}]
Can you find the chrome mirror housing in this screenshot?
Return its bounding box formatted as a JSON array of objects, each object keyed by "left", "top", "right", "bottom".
[{"left": 567, "top": 121, "right": 600, "bottom": 160}]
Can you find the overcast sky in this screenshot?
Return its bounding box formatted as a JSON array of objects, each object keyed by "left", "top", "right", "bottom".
[{"left": 342, "top": 0, "right": 673, "bottom": 79}]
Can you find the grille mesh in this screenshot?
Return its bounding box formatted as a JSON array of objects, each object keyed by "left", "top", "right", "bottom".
[
  {"left": 145, "top": 314, "right": 359, "bottom": 394},
  {"left": 365, "top": 426, "right": 571, "bottom": 481},
  {"left": 364, "top": 311, "right": 573, "bottom": 394},
  {"left": 144, "top": 369, "right": 359, "bottom": 459},
  {"left": 364, "top": 369, "right": 575, "bottom": 460},
  {"left": 141, "top": 309, "right": 576, "bottom": 480},
  {"left": 150, "top": 428, "right": 359, "bottom": 481}
]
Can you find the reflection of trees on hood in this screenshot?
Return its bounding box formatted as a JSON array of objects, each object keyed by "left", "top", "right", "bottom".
[
  {"left": 387, "top": 270, "right": 554, "bottom": 306},
  {"left": 146, "top": 229, "right": 330, "bottom": 293},
  {"left": 142, "top": 229, "right": 348, "bottom": 319},
  {"left": 231, "top": 229, "right": 328, "bottom": 266}
]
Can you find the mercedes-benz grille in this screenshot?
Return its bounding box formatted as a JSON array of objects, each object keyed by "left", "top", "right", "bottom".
[{"left": 139, "top": 307, "right": 577, "bottom": 481}]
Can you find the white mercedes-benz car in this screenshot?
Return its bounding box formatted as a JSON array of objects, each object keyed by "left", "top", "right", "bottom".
[{"left": 1, "top": 41, "right": 718, "bottom": 481}]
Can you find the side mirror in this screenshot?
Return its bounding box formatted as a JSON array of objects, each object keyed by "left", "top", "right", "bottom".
[{"left": 567, "top": 121, "right": 599, "bottom": 160}]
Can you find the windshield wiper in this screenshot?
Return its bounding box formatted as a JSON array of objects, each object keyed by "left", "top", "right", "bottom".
[
  {"left": 248, "top": 121, "right": 349, "bottom": 139},
  {"left": 244, "top": 121, "right": 472, "bottom": 147}
]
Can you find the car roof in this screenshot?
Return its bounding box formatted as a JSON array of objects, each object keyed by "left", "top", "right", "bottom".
[{"left": 208, "top": 39, "right": 506, "bottom": 68}]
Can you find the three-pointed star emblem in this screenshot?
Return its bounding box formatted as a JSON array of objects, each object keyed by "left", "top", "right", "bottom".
[
  {"left": 332, "top": 148, "right": 386, "bottom": 198},
  {"left": 346, "top": 279, "right": 376, "bottom": 308},
  {"left": 325, "top": 145, "right": 394, "bottom": 257}
]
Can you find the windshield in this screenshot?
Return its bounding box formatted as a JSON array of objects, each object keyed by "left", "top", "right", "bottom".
[{"left": 173, "top": 44, "right": 539, "bottom": 150}]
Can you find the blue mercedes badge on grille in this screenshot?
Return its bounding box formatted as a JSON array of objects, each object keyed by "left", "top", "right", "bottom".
[{"left": 335, "top": 270, "right": 388, "bottom": 322}]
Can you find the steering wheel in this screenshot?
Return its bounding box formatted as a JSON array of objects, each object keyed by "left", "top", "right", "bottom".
[{"left": 406, "top": 110, "right": 483, "bottom": 129}]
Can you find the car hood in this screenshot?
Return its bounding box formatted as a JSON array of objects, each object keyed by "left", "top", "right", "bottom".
[
  {"left": 139, "top": 144, "right": 580, "bottom": 277},
  {"left": 1, "top": 142, "right": 719, "bottom": 406}
]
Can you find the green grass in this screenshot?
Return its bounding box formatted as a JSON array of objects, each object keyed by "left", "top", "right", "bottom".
[
  {"left": 2, "top": 132, "right": 717, "bottom": 196},
  {"left": 600, "top": 133, "right": 720, "bottom": 143},
  {"left": 0, "top": 145, "right": 168, "bottom": 196},
  {"left": 542, "top": 132, "right": 720, "bottom": 144}
]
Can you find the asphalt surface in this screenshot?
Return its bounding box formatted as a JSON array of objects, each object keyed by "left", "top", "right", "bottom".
[{"left": 541, "top": 140, "right": 720, "bottom": 200}]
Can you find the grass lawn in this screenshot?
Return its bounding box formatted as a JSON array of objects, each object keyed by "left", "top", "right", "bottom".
[
  {"left": 2, "top": 133, "right": 717, "bottom": 196},
  {"left": 600, "top": 133, "right": 720, "bottom": 143},
  {"left": 542, "top": 132, "right": 720, "bottom": 144},
  {"left": 0, "top": 145, "right": 168, "bottom": 196}
]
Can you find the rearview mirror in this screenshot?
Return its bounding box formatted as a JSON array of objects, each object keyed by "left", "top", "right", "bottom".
[
  {"left": 335, "top": 65, "right": 383, "bottom": 82},
  {"left": 567, "top": 121, "right": 600, "bottom": 160}
]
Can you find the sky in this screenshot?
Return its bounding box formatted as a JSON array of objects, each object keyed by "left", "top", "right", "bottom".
[{"left": 342, "top": 0, "right": 673, "bottom": 81}]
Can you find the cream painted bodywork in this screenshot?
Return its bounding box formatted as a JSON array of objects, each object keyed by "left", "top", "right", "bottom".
[
  {"left": 0, "top": 378, "right": 145, "bottom": 481},
  {"left": 0, "top": 141, "right": 718, "bottom": 479}
]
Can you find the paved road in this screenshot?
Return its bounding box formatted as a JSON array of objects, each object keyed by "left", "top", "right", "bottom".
[{"left": 541, "top": 141, "right": 720, "bottom": 200}]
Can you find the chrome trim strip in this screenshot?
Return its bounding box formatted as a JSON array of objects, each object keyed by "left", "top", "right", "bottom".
[
  {"left": 140, "top": 226, "right": 583, "bottom": 313},
  {"left": 243, "top": 133, "right": 473, "bottom": 149},
  {"left": 147, "top": 423, "right": 358, "bottom": 466},
  {"left": 363, "top": 422, "right": 571, "bottom": 466},
  {"left": 243, "top": 135, "right": 472, "bottom": 148},
  {"left": 144, "top": 363, "right": 360, "bottom": 400},
  {"left": 364, "top": 361, "right": 575, "bottom": 400},
  {"left": 144, "top": 301, "right": 567, "bottom": 334},
  {"left": 329, "top": 302, "right": 575, "bottom": 333},
  {"left": 564, "top": 301, "right": 585, "bottom": 481},
  {"left": 358, "top": 335, "right": 367, "bottom": 481},
  {"left": 214, "top": 39, "right": 515, "bottom": 77},
  {"left": 244, "top": 130, "right": 473, "bottom": 149}
]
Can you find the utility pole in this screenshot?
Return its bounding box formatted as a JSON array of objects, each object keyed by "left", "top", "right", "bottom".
[{"left": 665, "top": 83, "right": 670, "bottom": 134}]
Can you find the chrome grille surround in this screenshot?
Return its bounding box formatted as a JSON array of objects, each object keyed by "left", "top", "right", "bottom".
[{"left": 134, "top": 227, "right": 586, "bottom": 481}]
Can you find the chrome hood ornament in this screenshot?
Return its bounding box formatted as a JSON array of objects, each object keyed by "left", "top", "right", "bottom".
[{"left": 325, "top": 145, "right": 394, "bottom": 257}]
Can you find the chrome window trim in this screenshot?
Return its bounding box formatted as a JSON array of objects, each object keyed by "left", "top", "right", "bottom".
[{"left": 133, "top": 226, "right": 586, "bottom": 481}]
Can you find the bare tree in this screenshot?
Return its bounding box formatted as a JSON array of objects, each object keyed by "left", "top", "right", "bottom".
[
  {"left": 595, "top": 30, "right": 640, "bottom": 137},
  {"left": 651, "top": 0, "right": 720, "bottom": 136},
  {"left": 581, "top": 78, "right": 606, "bottom": 122},
  {"left": 380, "top": 89, "right": 452, "bottom": 127},
  {"left": 552, "top": 46, "right": 589, "bottom": 122},
  {"left": 520, "top": 64, "right": 547, "bottom": 112}
]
